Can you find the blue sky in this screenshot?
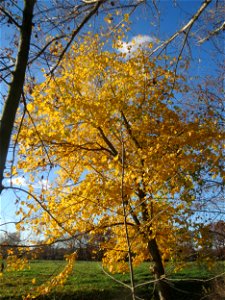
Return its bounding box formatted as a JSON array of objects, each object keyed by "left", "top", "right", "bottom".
[{"left": 0, "top": 1, "right": 224, "bottom": 237}]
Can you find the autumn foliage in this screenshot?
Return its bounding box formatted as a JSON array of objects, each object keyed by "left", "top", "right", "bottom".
[{"left": 9, "top": 35, "right": 224, "bottom": 298}]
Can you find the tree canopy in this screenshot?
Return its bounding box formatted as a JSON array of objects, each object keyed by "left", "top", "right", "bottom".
[{"left": 12, "top": 35, "right": 225, "bottom": 299}]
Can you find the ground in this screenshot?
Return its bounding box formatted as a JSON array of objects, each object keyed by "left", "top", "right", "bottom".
[{"left": 0, "top": 261, "right": 224, "bottom": 299}]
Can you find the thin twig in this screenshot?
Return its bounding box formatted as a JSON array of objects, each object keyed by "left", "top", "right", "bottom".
[
  {"left": 48, "top": 0, "right": 105, "bottom": 75},
  {"left": 3, "top": 186, "right": 73, "bottom": 236},
  {"left": 199, "top": 21, "right": 225, "bottom": 44},
  {"left": 0, "top": 6, "right": 21, "bottom": 28},
  {"left": 101, "top": 264, "right": 131, "bottom": 289},
  {"left": 10, "top": 101, "right": 27, "bottom": 181},
  {"left": 121, "top": 132, "right": 136, "bottom": 300},
  {"left": 149, "top": 0, "right": 212, "bottom": 57},
  {"left": 22, "top": 92, "right": 53, "bottom": 167}
]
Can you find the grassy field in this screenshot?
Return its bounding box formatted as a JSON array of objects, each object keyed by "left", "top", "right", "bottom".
[{"left": 0, "top": 260, "right": 224, "bottom": 300}]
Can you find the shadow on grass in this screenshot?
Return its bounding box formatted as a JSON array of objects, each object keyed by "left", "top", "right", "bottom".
[
  {"left": 1, "top": 279, "right": 224, "bottom": 300},
  {"left": 170, "top": 280, "right": 207, "bottom": 300},
  {"left": 170, "top": 278, "right": 225, "bottom": 300}
]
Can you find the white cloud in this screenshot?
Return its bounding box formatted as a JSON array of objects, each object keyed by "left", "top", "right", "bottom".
[
  {"left": 4, "top": 176, "right": 50, "bottom": 190},
  {"left": 4, "top": 176, "right": 27, "bottom": 187},
  {"left": 117, "top": 35, "right": 156, "bottom": 54}
]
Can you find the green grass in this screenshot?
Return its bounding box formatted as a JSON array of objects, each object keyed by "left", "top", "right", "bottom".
[{"left": 0, "top": 260, "right": 224, "bottom": 300}]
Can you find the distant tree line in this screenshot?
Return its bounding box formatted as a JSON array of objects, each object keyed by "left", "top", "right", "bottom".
[{"left": 1, "top": 222, "right": 225, "bottom": 261}]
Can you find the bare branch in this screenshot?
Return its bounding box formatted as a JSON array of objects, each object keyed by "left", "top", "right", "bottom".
[
  {"left": 28, "top": 34, "right": 67, "bottom": 65},
  {"left": 82, "top": 0, "right": 102, "bottom": 3},
  {"left": 199, "top": 21, "right": 225, "bottom": 44},
  {"left": 0, "top": 6, "right": 21, "bottom": 28},
  {"left": 149, "top": 0, "right": 212, "bottom": 56}
]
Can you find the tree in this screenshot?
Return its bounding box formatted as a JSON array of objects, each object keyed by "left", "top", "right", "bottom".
[
  {"left": 1, "top": 1, "right": 225, "bottom": 299},
  {"left": 13, "top": 36, "right": 224, "bottom": 299}
]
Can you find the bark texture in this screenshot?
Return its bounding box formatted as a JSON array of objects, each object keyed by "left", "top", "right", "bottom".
[
  {"left": 148, "top": 238, "right": 172, "bottom": 300},
  {"left": 136, "top": 189, "right": 172, "bottom": 299}
]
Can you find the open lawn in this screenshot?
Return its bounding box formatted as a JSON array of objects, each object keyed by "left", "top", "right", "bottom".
[{"left": 0, "top": 260, "right": 224, "bottom": 300}]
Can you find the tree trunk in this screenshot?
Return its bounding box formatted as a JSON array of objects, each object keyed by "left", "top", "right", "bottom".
[
  {"left": 135, "top": 189, "right": 172, "bottom": 299},
  {"left": 148, "top": 238, "right": 172, "bottom": 300},
  {"left": 0, "top": 0, "right": 36, "bottom": 193}
]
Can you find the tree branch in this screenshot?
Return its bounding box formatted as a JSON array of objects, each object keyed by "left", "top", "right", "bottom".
[
  {"left": 48, "top": 0, "right": 106, "bottom": 75},
  {"left": 97, "top": 127, "right": 118, "bottom": 156},
  {"left": 0, "top": 6, "right": 21, "bottom": 28},
  {"left": 198, "top": 21, "right": 225, "bottom": 44},
  {"left": 149, "top": 0, "right": 212, "bottom": 56},
  {"left": 121, "top": 110, "right": 141, "bottom": 149}
]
